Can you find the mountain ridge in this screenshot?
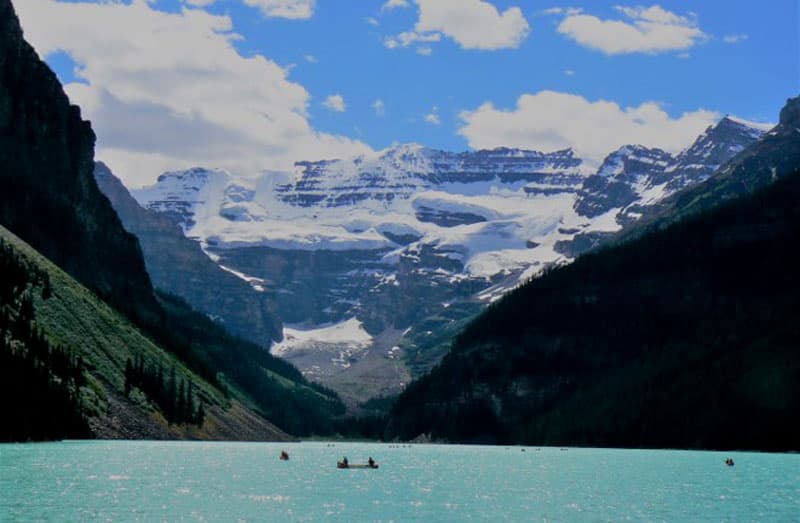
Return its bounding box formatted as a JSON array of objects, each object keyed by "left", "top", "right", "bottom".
[
  {"left": 0, "top": 0, "right": 343, "bottom": 439},
  {"left": 384, "top": 96, "right": 800, "bottom": 449},
  {"left": 126, "top": 116, "right": 768, "bottom": 402}
]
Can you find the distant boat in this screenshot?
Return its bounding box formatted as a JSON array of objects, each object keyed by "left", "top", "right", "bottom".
[
  {"left": 337, "top": 462, "right": 378, "bottom": 469},
  {"left": 337, "top": 459, "right": 378, "bottom": 469},
  {"left": 280, "top": 451, "right": 289, "bottom": 461}
]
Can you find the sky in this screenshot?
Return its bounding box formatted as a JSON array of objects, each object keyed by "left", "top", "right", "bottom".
[{"left": 14, "top": 0, "right": 799, "bottom": 187}]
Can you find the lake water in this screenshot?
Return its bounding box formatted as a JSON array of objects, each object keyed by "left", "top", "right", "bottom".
[{"left": 1, "top": 441, "right": 798, "bottom": 522}]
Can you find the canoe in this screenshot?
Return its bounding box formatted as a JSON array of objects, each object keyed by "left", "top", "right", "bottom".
[{"left": 337, "top": 462, "right": 378, "bottom": 469}]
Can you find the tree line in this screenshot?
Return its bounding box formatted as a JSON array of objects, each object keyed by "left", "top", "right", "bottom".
[
  {"left": 124, "top": 355, "right": 205, "bottom": 426},
  {"left": 0, "top": 238, "right": 89, "bottom": 441}
]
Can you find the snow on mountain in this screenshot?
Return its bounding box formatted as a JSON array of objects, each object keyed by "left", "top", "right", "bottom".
[
  {"left": 131, "top": 119, "right": 768, "bottom": 401},
  {"left": 271, "top": 317, "right": 373, "bottom": 378},
  {"left": 132, "top": 167, "right": 233, "bottom": 234}
]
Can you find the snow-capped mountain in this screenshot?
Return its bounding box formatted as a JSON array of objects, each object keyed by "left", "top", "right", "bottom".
[{"left": 130, "top": 117, "right": 770, "bottom": 403}]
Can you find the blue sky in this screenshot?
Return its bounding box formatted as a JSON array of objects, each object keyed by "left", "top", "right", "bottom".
[
  {"left": 15, "top": 0, "right": 799, "bottom": 186},
  {"left": 224, "top": 0, "right": 794, "bottom": 149}
]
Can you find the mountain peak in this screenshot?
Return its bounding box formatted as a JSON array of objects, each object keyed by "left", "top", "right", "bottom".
[
  {"left": 596, "top": 144, "right": 672, "bottom": 178},
  {"left": 717, "top": 115, "right": 774, "bottom": 133},
  {"left": 778, "top": 95, "right": 800, "bottom": 127},
  {"left": 156, "top": 166, "right": 230, "bottom": 184}
]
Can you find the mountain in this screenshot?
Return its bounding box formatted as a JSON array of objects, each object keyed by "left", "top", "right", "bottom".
[
  {"left": 0, "top": 0, "right": 343, "bottom": 440},
  {"left": 564, "top": 116, "right": 773, "bottom": 253},
  {"left": 1, "top": 225, "right": 289, "bottom": 441},
  {"left": 632, "top": 99, "right": 800, "bottom": 230},
  {"left": 131, "top": 119, "right": 767, "bottom": 403},
  {"left": 0, "top": 0, "right": 158, "bottom": 325},
  {"left": 384, "top": 96, "right": 800, "bottom": 450},
  {"left": 94, "top": 162, "right": 282, "bottom": 347}
]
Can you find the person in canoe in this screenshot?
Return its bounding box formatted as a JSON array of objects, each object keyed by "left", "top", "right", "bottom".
[
  {"left": 338, "top": 456, "right": 349, "bottom": 468},
  {"left": 280, "top": 450, "right": 289, "bottom": 461},
  {"left": 368, "top": 457, "right": 375, "bottom": 468}
]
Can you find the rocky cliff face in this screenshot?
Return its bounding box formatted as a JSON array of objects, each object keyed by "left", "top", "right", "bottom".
[
  {"left": 278, "top": 145, "right": 587, "bottom": 208},
  {"left": 131, "top": 118, "right": 770, "bottom": 402},
  {"left": 94, "top": 162, "right": 282, "bottom": 346},
  {"left": 573, "top": 117, "right": 770, "bottom": 223},
  {"left": 0, "top": 0, "right": 158, "bottom": 321},
  {"left": 647, "top": 95, "right": 799, "bottom": 226}
]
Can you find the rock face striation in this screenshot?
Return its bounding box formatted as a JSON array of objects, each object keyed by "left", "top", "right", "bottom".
[{"left": 131, "top": 116, "right": 770, "bottom": 401}]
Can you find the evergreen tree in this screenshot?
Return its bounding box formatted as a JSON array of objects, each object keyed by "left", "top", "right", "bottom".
[
  {"left": 176, "top": 378, "right": 185, "bottom": 423},
  {"left": 124, "top": 358, "right": 133, "bottom": 396},
  {"left": 196, "top": 401, "right": 205, "bottom": 426}
]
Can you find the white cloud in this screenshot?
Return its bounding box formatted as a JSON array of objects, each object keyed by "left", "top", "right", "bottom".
[
  {"left": 372, "top": 99, "right": 386, "bottom": 117},
  {"left": 386, "top": 0, "right": 530, "bottom": 52},
  {"left": 242, "top": 0, "right": 315, "bottom": 19},
  {"left": 416, "top": 46, "right": 432, "bottom": 56},
  {"left": 723, "top": 34, "right": 748, "bottom": 44},
  {"left": 384, "top": 30, "right": 441, "bottom": 49},
  {"left": 184, "top": 0, "right": 216, "bottom": 7},
  {"left": 459, "top": 90, "right": 719, "bottom": 165},
  {"left": 322, "top": 94, "right": 346, "bottom": 112},
  {"left": 424, "top": 107, "right": 441, "bottom": 125},
  {"left": 564, "top": 69, "right": 575, "bottom": 76},
  {"left": 542, "top": 7, "right": 582, "bottom": 16},
  {"left": 303, "top": 54, "right": 317, "bottom": 63},
  {"left": 557, "top": 5, "right": 707, "bottom": 55},
  {"left": 366, "top": 16, "right": 379, "bottom": 26},
  {"left": 15, "top": 0, "right": 368, "bottom": 187},
  {"left": 382, "top": 0, "right": 410, "bottom": 10}
]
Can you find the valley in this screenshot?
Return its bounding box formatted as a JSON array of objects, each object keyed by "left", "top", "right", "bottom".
[{"left": 127, "top": 118, "right": 767, "bottom": 403}]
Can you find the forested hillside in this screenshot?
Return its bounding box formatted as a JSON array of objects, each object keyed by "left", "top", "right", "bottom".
[
  {"left": 0, "top": 0, "right": 343, "bottom": 440},
  {"left": 387, "top": 97, "right": 800, "bottom": 450}
]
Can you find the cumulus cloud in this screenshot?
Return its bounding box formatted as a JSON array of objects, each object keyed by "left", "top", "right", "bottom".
[
  {"left": 458, "top": 90, "right": 719, "bottom": 165},
  {"left": 242, "top": 0, "right": 315, "bottom": 20},
  {"left": 15, "top": 0, "right": 369, "bottom": 187},
  {"left": 322, "top": 94, "right": 346, "bottom": 112},
  {"left": 385, "top": 0, "right": 529, "bottom": 52},
  {"left": 372, "top": 99, "right": 386, "bottom": 117},
  {"left": 557, "top": 4, "right": 707, "bottom": 55}
]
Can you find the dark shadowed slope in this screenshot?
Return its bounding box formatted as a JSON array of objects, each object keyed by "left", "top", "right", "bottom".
[
  {"left": 0, "top": 0, "right": 343, "bottom": 440},
  {"left": 1, "top": 225, "right": 291, "bottom": 441},
  {"left": 0, "top": 0, "right": 158, "bottom": 324},
  {"left": 387, "top": 96, "right": 800, "bottom": 451}
]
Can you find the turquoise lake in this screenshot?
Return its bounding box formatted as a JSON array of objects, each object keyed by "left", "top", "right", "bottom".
[{"left": 1, "top": 441, "right": 798, "bottom": 521}]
